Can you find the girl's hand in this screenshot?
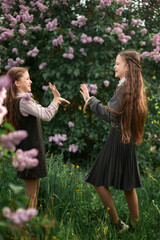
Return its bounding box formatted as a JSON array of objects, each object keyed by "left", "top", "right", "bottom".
[
  {"left": 49, "top": 82, "right": 70, "bottom": 105},
  {"left": 80, "top": 84, "right": 90, "bottom": 102},
  {"left": 80, "top": 84, "right": 90, "bottom": 112}
]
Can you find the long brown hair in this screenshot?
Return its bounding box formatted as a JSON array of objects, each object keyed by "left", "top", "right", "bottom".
[
  {"left": 109, "top": 50, "right": 147, "bottom": 145},
  {"left": 5, "top": 67, "right": 29, "bottom": 128}
]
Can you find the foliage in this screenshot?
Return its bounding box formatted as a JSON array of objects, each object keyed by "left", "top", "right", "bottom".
[
  {"left": 1, "top": 154, "right": 159, "bottom": 239},
  {"left": 0, "top": 0, "right": 160, "bottom": 170}
]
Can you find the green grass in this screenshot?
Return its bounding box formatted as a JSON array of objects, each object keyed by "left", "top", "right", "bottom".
[
  {"left": 0, "top": 154, "right": 160, "bottom": 240},
  {"left": 37, "top": 154, "right": 160, "bottom": 240}
]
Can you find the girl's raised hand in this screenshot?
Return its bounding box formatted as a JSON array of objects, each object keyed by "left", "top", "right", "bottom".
[
  {"left": 80, "top": 84, "right": 90, "bottom": 102},
  {"left": 49, "top": 82, "right": 70, "bottom": 105},
  {"left": 80, "top": 84, "right": 90, "bottom": 112}
]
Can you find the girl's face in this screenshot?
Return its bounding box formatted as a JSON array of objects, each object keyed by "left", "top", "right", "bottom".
[
  {"left": 114, "top": 55, "right": 128, "bottom": 80},
  {"left": 15, "top": 71, "right": 32, "bottom": 93}
]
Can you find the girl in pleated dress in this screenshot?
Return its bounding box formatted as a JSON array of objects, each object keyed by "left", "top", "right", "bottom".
[{"left": 80, "top": 50, "right": 147, "bottom": 232}]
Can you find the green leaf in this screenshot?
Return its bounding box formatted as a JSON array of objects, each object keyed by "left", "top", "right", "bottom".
[
  {"left": 2, "top": 123, "right": 15, "bottom": 132},
  {"left": 9, "top": 183, "right": 23, "bottom": 195}
]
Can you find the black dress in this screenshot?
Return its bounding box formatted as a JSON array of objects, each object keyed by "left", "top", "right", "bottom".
[
  {"left": 15, "top": 99, "right": 47, "bottom": 179},
  {"left": 84, "top": 86, "right": 142, "bottom": 191}
]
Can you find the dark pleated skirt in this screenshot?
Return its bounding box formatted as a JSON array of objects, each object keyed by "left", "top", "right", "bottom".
[{"left": 84, "top": 127, "right": 142, "bottom": 191}]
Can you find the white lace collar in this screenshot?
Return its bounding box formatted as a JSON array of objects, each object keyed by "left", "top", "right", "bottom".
[{"left": 118, "top": 77, "right": 126, "bottom": 87}]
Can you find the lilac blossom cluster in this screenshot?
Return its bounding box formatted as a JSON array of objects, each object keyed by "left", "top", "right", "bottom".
[
  {"left": 5, "top": 57, "right": 24, "bottom": 70},
  {"left": 42, "top": 85, "right": 49, "bottom": 91},
  {"left": 22, "top": 93, "right": 33, "bottom": 101},
  {"left": 99, "top": 0, "right": 113, "bottom": 8},
  {"left": 29, "top": 24, "right": 42, "bottom": 32},
  {"left": 49, "top": 134, "right": 67, "bottom": 146},
  {"left": 39, "top": 62, "right": 47, "bottom": 70},
  {"left": 0, "top": 87, "right": 7, "bottom": 125},
  {"left": 52, "top": 35, "right": 63, "bottom": 46},
  {"left": 0, "top": 26, "right": 14, "bottom": 41},
  {"left": 104, "top": 80, "right": 110, "bottom": 87},
  {"left": 36, "top": 1, "right": 48, "bottom": 12},
  {"left": 68, "top": 121, "right": 75, "bottom": 128},
  {"left": 81, "top": 34, "right": 92, "bottom": 44},
  {"left": 85, "top": 83, "right": 98, "bottom": 95},
  {"left": 79, "top": 48, "right": 87, "bottom": 56},
  {"left": 71, "top": 16, "right": 88, "bottom": 27},
  {"left": 93, "top": 37, "right": 104, "bottom": 44},
  {"left": 69, "top": 144, "right": 78, "bottom": 153},
  {"left": 2, "top": 207, "right": 38, "bottom": 228},
  {"left": 112, "top": 22, "right": 131, "bottom": 44},
  {"left": 27, "top": 47, "right": 39, "bottom": 57},
  {"left": 63, "top": 47, "right": 74, "bottom": 59},
  {"left": 116, "top": 0, "right": 132, "bottom": 6},
  {"left": 116, "top": 7, "right": 124, "bottom": 16},
  {"left": 0, "top": 75, "right": 11, "bottom": 124},
  {"left": 0, "top": 130, "right": 28, "bottom": 152},
  {"left": 46, "top": 19, "right": 57, "bottom": 31},
  {"left": 131, "top": 19, "right": 143, "bottom": 26},
  {"left": 12, "top": 148, "right": 39, "bottom": 171}
]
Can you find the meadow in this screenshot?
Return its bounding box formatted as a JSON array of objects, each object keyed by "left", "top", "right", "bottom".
[{"left": 1, "top": 153, "right": 159, "bottom": 240}]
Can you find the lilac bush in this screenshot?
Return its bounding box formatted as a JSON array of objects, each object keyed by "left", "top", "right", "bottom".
[{"left": 0, "top": 0, "right": 159, "bottom": 167}]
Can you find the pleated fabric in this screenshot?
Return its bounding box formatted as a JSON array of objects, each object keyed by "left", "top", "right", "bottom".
[{"left": 84, "top": 127, "right": 142, "bottom": 191}]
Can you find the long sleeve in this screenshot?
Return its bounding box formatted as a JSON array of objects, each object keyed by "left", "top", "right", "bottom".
[
  {"left": 88, "top": 96, "right": 118, "bottom": 122},
  {"left": 19, "top": 98, "right": 59, "bottom": 122}
]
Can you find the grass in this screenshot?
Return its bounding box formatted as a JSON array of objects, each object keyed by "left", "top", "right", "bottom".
[{"left": 0, "top": 153, "right": 160, "bottom": 240}]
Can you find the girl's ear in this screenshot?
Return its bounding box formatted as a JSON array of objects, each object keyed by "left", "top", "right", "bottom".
[{"left": 14, "top": 80, "right": 20, "bottom": 87}]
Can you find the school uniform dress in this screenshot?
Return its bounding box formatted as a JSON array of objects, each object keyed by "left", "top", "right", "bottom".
[
  {"left": 15, "top": 93, "right": 58, "bottom": 179},
  {"left": 84, "top": 79, "right": 142, "bottom": 191}
]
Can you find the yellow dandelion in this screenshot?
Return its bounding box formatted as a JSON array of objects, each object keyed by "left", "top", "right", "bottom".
[
  {"left": 40, "top": 204, "right": 42, "bottom": 207},
  {"left": 72, "top": 164, "right": 75, "bottom": 168},
  {"left": 52, "top": 237, "right": 57, "bottom": 240},
  {"left": 76, "top": 165, "right": 80, "bottom": 168},
  {"left": 76, "top": 189, "right": 80, "bottom": 192}
]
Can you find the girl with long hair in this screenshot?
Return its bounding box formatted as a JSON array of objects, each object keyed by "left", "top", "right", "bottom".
[
  {"left": 5, "top": 67, "right": 70, "bottom": 208},
  {"left": 80, "top": 50, "right": 147, "bottom": 232}
]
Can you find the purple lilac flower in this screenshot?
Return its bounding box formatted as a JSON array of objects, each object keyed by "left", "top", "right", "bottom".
[
  {"left": 99, "top": 0, "right": 113, "bottom": 8},
  {"left": 12, "top": 148, "right": 39, "bottom": 171},
  {"left": 42, "top": 85, "right": 49, "bottom": 91},
  {"left": 79, "top": 48, "right": 87, "bottom": 56},
  {"left": 105, "top": 27, "right": 111, "bottom": 33},
  {"left": 36, "top": 1, "right": 48, "bottom": 12},
  {"left": 27, "top": 47, "right": 39, "bottom": 57},
  {"left": 0, "top": 75, "right": 11, "bottom": 91},
  {"left": 141, "top": 41, "right": 146, "bottom": 46},
  {"left": 39, "top": 62, "right": 47, "bottom": 70},
  {"left": 118, "top": 33, "right": 131, "bottom": 44},
  {"left": 116, "top": 7, "right": 124, "bottom": 16},
  {"left": 71, "top": 16, "right": 88, "bottom": 27},
  {"left": 69, "top": 144, "right": 78, "bottom": 153},
  {"left": 46, "top": 19, "right": 57, "bottom": 31},
  {"left": 68, "top": 121, "right": 75, "bottom": 128},
  {"left": 0, "top": 130, "right": 28, "bottom": 152},
  {"left": 12, "top": 48, "right": 18, "bottom": 54},
  {"left": 22, "top": 93, "right": 32, "bottom": 101},
  {"left": 21, "top": 11, "right": 34, "bottom": 23},
  {"left": 81, "top": 34, "right": 92, "bottom": 44},
  {"left": 141, "top": 28, "right": 148, "bottom": 35},
  {"left": 49, "top": 134, "right": 67, "bottom": 146},
  {"left": 52, "top": 35, "right": 63, "bottom": 46},
  {"left": 151, "top": 32, "right": 160, "bottom": 46},
  {"left": 93, "top": 37, "right": 104, "bottom": 44},
  {"left": 131, "top": 19, "right": 143, "bottom": 26},
  {"left": 131, "top": 30, "right": 135, "bottom": 35},
  {"left": 23, "top": 40, "right": 28, "bottom": 45},
  {"left": 90, "top": 84, "right": 98, "bottom": 94},
  {"left": 2, "top": 207, "right": 38, "bottom": 228},
  {"left": 104, "top": 80, "right": 110, "bottom": 87},
  {"left": 63, "top": 47, "right": 74, "bottom": 60},
  {"left": 116, "top": 0, "right": 132, "bottom": 6}
]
